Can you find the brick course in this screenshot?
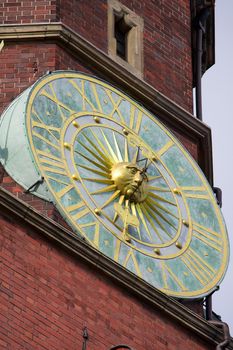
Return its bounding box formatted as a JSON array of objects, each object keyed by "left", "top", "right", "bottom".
[{"left": 0, "top": 0, "right": 58, "bottom": 24}]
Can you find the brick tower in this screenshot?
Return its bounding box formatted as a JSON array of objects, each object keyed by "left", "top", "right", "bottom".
[{"left": 0, "top": 1, "right": 232, "bottom": 349}]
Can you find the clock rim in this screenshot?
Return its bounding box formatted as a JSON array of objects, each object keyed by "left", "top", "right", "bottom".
[{"left": 24, "top": 71, "right": 230, "bottom": 299}]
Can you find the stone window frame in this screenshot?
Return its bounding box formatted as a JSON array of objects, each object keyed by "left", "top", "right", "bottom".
[{"left": 108, "top": 0, "right": 144, "bottom": 78}]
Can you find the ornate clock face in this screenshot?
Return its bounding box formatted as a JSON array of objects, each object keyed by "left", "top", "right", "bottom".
[{"left": 25, "top": 71, "right": 229, "bottom": 298}]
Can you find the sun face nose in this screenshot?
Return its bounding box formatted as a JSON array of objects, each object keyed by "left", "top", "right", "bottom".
[{"left": 133, "top": 171, "right": 143, "bottom": 185}]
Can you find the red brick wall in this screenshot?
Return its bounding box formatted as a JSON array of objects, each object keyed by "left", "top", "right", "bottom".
[
  {"left": 59, "top": 0, "right": 108, "bottom": 54},
  {"left": 59, "top": 0, "right": 193, "bottom": 112},
  {"left": 0, "top": 0, "right": 193, "bottom": 111},
  {"left": 0, "top": 0, "right": 58, "bottom": 24},
  {"left": 0, "top": 213, "right": 213, "bottom": 350}
]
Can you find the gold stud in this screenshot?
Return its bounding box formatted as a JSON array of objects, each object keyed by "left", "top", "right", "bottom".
[
  {"left": 175, "top": 241, "right": 182, "bottom": 249},
  {"left": 94, "top": 208, "right": 101, "bottom": 215},
  {"left": 182, "top": 219, "right": 189, "bottom": 227},
  {"left": 122, "top": 128, "right": 129, "bottom": 136},
  {"left": 72, "top": 174, "right": 79, "bottom": 181},
  {"left": 64, "top": 142, "right": 71, "bottom": 150},
  {"left": 152, "top": 156, "right": 158, "bottom": 162},
  {"left": 104, "top": 99, "right": 108, "bottom": 104},
  {"left": 94, "top": 116, "right": 100, "bottom": 123},
  {"left": 173, "top": 188, "right": 181, "bottom": 195},
  {"left": 154, "top": 248, "right": 161, "bottom": 255},
  {"left": 72, "top": 121, "right": 79, "bottom": 128}
]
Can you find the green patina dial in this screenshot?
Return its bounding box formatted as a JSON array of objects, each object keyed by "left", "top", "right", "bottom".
[{"left": 24, "top": 71, "right": 229, "bottom": 298}]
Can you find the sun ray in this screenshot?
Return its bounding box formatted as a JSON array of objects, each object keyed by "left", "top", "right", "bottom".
[
  {"left": 90, "top": 184, "right": 117, "bottom": 195},
  {"left": 136, "top": 203, "right": 153, "bottom": 241},
  {"left": 130, "top": 202, "right": 141, "bottom": 240},
  {"left": 145, "top": 199, "right": 177, "bottom": 230},
  {"left": 113, "top": 195, "right": 125, "bottom": 222},
  {"left": 99, "top": 189, "right": 121, "bottom": 209},
  {"left": 76, "top": 141, "right": 111, "bottom": 168},
  {"left": 100, "top": 129, "right": 119, "bottom": 163},
  {"left": 148, "top": 175, "right": 162, "bottom": 181},
  {"left": 75, "top": 151, "right": 111, "bottom": 173},
  {"left": 82, "top": 132, "right": 112, "bottom": 166},
  {"left": 82, "top": 178, "right": 114, "bottom": 184},
  {"left": 143, "top": 202, "right": 173, "bottom": 239},
  {"left": 148, "top": 192, "right": 176, "bottom": 206},
  {"left": 77, "top": 164, "right": 112, "bottom": 179},
  {"left": 147, "top": 196, "right": 179, "bottom": 219},
  {"left": 140, "top": 203, "right": 164, "bottom": 243},
  {"left": 124, "top": 138, "right": 129, "bottom": 162},
  {"left": 89, "top": 128, "right": 114, "bottom": 160},
  {"left": 113, "top": 132, "right": 123, "bottom": 161}
]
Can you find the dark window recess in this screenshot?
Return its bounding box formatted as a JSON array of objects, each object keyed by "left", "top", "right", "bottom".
[{"left": 114, "top": 15, "right": 131, "bottom": 60}]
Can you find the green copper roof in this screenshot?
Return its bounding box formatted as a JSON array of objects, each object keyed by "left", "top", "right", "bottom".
[{"left": 0, "top": 84, "right": 52, "bottom": 201}]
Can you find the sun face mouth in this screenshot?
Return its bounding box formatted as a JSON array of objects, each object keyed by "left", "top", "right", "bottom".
[{"left": 111, "top": 162, "right": 148, "bottom": 203}]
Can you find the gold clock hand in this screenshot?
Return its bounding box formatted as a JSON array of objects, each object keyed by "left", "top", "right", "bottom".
[{"left": 114, "top": 201, "right": 139, "bottom": 242}]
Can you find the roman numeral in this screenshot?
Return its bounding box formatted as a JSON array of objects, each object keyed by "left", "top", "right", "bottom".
[
  {"left": 161, "top": 261, "right": 187, "bottom": 291},
  {"left": 122, "top": 248, "right": 142, "bottom": 278},
  {"left": 41, "top": 165, "right": 67, "bottom": 176},
  {"left": 91, "top": 83, "right": 103, "bottom": 112},
  {"left": 193, "top": 222, "right": 222, "bottom": 252},
  {"left": 32, "top": 120, "right": 60, "bottom": 140},
  {"left": 180, "top": 186, "right": 209, "bottom": 199},
  {"left": 56, "top": 184, "right": 74, "bottom": 198},
  {"left": 157, "top": 140, "right": 174, "bottom": 157},
  {"left": 105, "top": 90, "right": 125, "bottom": 123},
  {"left": 40, "top": 84, "right": 75, "bottom": 121},
  {"left": 181, "top": 248, "right": 216, "bottom": 285},
  {"left": 39, "top": 156, "right": 64, "bottom": 170},
  {"left": 129, "top": 107, "right": 143, "bottom": 134},
  {"left": 67, "top": 201, "right": 90, "bottom": 222},
  {"left": 80, "top": 221, "right": 100, "bottom": 247},
  {"left": 56, "top": 186, "right": 90, "bottom": 223},
  {"left": 69, "top": 79, "right": 97, "bottom": 111},
  {"left": 32, "top": 130, "right": 60, "bottom": 150}
]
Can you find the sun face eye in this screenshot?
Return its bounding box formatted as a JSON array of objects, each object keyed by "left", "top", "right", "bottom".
[{"left": 127, "top": 167, "right": 138, "bottom": 175}]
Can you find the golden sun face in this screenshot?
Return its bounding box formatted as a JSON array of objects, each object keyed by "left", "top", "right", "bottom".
[
  {"left": 73, "top": 125, "right": 181, "bottom": 250},
  {"left": 111, "top": 162, "right": 148, "bottom": 203}
]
